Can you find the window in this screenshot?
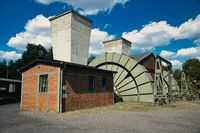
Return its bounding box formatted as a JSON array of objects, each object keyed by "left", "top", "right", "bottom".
[
  {"left": 9, "top": 84, "right": 15, "bottom": 92},
  {"left": 39, "top": 74, "right": 48, "bottom": 92},
  {"left": 101, "top": 77, "right": 107, "bottom": 91},
  {"left": 88, "top": 76, "right": 95, "bottom": 92}
]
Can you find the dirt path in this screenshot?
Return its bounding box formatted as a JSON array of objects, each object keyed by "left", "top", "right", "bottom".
[{"left": 0, "top": 102, "right": 200, "bottom": 133}]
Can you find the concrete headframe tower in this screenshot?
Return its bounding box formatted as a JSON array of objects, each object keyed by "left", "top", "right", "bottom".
[
  {"left": 49, "top": 10, "right": 92, "bottom": 65},
  {"left": 103, "top": 38, "right": 132, "bottom": 55}
]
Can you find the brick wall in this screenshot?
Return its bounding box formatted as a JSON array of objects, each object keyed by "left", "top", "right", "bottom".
[
  {"left": 62, "top": 66, "right": 114, "bottom": 112},
  {"left": 141, "top": 55, "right": 155, "bottom": 78},
  {"left": 21, "top": 63, "right": 114, "bottom": 113},
  {"left": 21, "top": 64, "right": 59, "bottom": 112}
]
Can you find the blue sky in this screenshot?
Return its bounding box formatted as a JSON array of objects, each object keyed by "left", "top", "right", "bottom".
[{"left": 0, "top": 0, "right": 200, "bottom": 68}]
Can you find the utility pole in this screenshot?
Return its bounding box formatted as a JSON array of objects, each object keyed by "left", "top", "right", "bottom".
[{"left": 6, "top": 64, "right": 9, "bottom": 79}]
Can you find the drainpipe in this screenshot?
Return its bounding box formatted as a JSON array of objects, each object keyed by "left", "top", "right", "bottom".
[
  {"left": 20, "top": 73, "right": 24, "bottom": 111},
  {"left": 59, "top": 63, "right": 66, "bottom": 113}
]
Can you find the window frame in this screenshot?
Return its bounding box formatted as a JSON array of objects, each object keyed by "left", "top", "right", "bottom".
[
  {"left": 9, "top": 84, "right": 15, "bottom": 93},
  {"left": 39, "top": 74, "right": 48, "bottom": 93},
  {"left": 88, "top": 76, "right": 95, "bottom": 93},
  {"left": 101, "top": 77, "right": 107, "bottom": 91}
]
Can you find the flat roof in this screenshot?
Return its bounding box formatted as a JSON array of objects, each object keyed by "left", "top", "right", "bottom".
[
  {"left": 0, "top": 78, "right": 21, "bottom": 83},
  {"left": 49, "top": 9, "right": 93, "bottom": 23},
  {"left": 19, "top": 58, "right": 116, "bottom": 74},
  {"left": 103, "top": 37, "right": 132, "bottom": 46}
]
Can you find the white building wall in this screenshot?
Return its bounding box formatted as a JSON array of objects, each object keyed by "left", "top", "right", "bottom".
[
  {"left": 71, "top": 13, "right": 92, "bottom": 64},
  {"left": 51, "top": 14, "right": 72, "bottom": 62},
  {"left": 104, "top": 39, "right": 131, "bottom": 55},
  {"left": 122, "top": 42, "right": 131, "bottom": 55},
  {"left": 104, "top": 40, "right": 122, "bottom": 54}
]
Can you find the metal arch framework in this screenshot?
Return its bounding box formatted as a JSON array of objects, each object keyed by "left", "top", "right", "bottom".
[
  {"left": 96, "top": 62, "right": 140, "bottom": 100},
  {"left": 154, "top": 55, "right": 173, "bottom": 104},
  {"left": 89, "top": 53, "right": 154, "bottom": 103},
  {"left": 181, "top": 71, "right": 188, "bottom": 96},
  {"left": 164, "top": 73, "right": 180, "bottom": 100}
]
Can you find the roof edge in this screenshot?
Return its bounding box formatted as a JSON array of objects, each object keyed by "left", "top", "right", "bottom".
[
  {"left": 131, "top": 53, "right": 155, "bottom": 63},
  {"left": 103, "top": 37, "right": 132, "bottom": 46},
  {"left": 19, "top": 59, "right": 116, "bottom": 74},
  {"left": 0, "top": 78, "right": 21, "bottom": 83},
  {"left": 49, "top": 9, "right": 93, "bottom": 23}
]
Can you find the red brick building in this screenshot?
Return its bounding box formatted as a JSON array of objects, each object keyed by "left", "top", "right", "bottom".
[
  {"left": 19, "top": 59, "right": 115, "bottom": 112},
  {"left": 132, "top": 53, "right": 155, "bottom": 78}
]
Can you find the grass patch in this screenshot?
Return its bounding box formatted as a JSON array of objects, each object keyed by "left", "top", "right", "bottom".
[
  {"left": 63, "top": 101, "right": 200, "bottom": 114},
  {"left": 167, "top": 101, "right": 200, "bottom": 110}
]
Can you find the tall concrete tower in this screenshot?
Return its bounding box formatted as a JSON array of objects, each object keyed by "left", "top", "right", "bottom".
[
  {"left": 103, "top": 38, "right": 132, "bottom": 55},
  {"left": 49, "top": 10, "right": 92, "bottom": 65}
]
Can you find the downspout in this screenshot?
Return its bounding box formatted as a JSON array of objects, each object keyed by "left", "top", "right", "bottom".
[
  {"left": 59, "top": 62, "right": 66, "bottom": 113},
  {"left": 20, "top": 73, "right": 24, "bottom": 111}
]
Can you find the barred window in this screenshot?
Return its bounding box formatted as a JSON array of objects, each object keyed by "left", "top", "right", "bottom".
[
  {"left": 39, "top": 74, "right": 48, "bottom": 92},
  {"left": 9, "top": 84, "right": 15, "bottom": 93},
  {"left": 101, "top": 77, "right": 107, "bottom": 91},
  {"left": 88, "top": 76, "right": 95, "bottom": 92}
]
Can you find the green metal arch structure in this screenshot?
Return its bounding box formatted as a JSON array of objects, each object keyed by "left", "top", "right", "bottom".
[
  {"left": 89, "top": 53, "right": 154, "bottom": 103},
  {"left": 171, "top": 76, "right": 180, "bottom": 98},
  {"left": 163, "top": 71, "right": 180, "bottom": 99}
]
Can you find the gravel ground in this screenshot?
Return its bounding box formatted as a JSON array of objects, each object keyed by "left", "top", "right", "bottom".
[{"left": 0, "top": 103, "right": 200, "bottom": 133}]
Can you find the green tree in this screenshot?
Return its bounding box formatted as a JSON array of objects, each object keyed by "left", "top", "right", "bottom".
[
  {"left": 45, "top": 47, "right": 53, "bottom": 60},
  {"left": 7, "top": 60, "right": 22, "bottom": 79},
  {"left": 0, "top": 44, "right": 53, "bottom": 80},
  {"left": 182, "top": 59, "right": 200, "bottom": 83},
  {"left": 182, "top": 58, "right": 200, "bottom": 91},
  {"left": 173, "top": 69, "right": 182, "bottom": 87},
  {"left": 0, "top": 60, "right": 7, "bottom": 78},
  {"left": 22, "top": 43, "right": 53, "bottom": 64}
]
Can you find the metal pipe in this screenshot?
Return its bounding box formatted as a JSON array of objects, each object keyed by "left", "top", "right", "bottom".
[{"left": 59, "top": 63, "right": 66, "bottom": 113}]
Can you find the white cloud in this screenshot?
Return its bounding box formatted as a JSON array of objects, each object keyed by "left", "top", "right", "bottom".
[
  {"left": 194, "top": 38, "right": 200, "bottom": 45},
  {"left": 160, "top": 45, "right": 200, "bottom": 62},
  {"left": 176, "top": 46, "right": 200, "bottom": 57},
  {"left": 161, "top": 46, "right": 200, "bottom": 60},
  {"left": 122, "top": 14, "right": 200, "bottom": 51},
  {"left": 196, "top": 56, "right": 200, "bottom": 60},
  {"left": 177, "top": 15, "right": 200, "bottom": 39},
  {"left": 7, "top": 15, "right": 51, "bottom": 50},
  {"left": 122, "top": 21, "right": 177, "bottom": 50},
  {"left": 7, "top": 13, "right": 114, "bottom": 55},
  {"left": 160, "top": 50, "right": 176, "bottom": 58},
  {"left": 0, "top": 51, "right": 22, "bottom": 60},
  {"left": 89, "top": 28, "right": 115, "bottom": 55},
  {"left": 8, "top": 11, "right": 200, "bottom": 59},
  {"left": 170, "top": 60, "right": 182, "bottom": 68},
  {"left": 35, "top": 0, "right": 129, "bottom": 15}
]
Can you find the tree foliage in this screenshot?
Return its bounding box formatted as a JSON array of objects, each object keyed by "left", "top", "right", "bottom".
[
  {"left": 0, "top": 43, "right": 53, "bottom": 80},
  {"left": 182, "top": 58, "right": 200, "bottom": 91},
  {"left": 173, "top": 69, "right": 182, "bottom": 87},
  {"left": 22, "top": 43, "right": 53, "bottom": 64},
  {"left": 0, "top": 60, "right": 7, "bottom": 78},
  {"left": 182, "top": 58, "right": 200, "bottom": 82}
]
